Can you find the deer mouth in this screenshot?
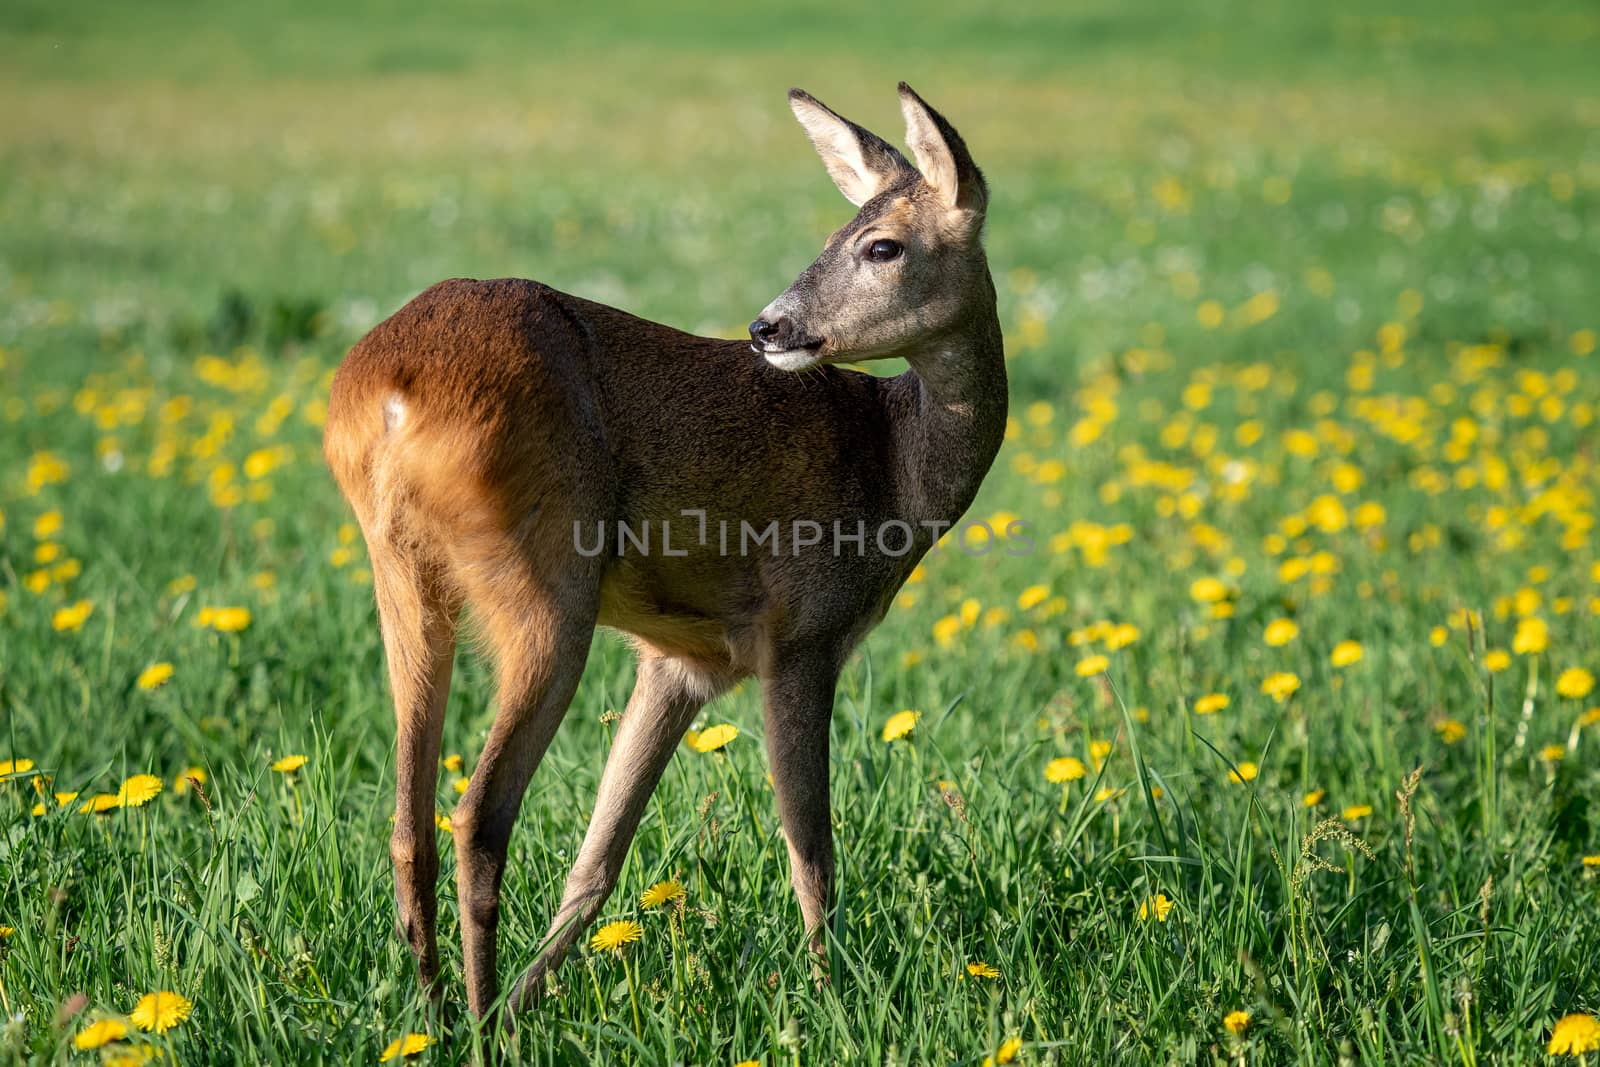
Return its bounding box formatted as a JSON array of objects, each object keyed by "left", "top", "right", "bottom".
[{"left": 756, "top": 339, "right": 824, "bottom": 371}]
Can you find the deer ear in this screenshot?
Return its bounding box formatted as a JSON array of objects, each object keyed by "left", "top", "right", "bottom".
[
  {"left": 789, "top": 89, "right": 911, "bottom": 207},
  {"left": 898, "top": 82, "right": 987, "bottom": 214}
]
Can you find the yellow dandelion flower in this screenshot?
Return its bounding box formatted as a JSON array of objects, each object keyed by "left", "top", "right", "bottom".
[
  {"left": 640, "top": 880, "right": 686, "bottom": 908},
  {"left": 1429, "top": 626, "right": 1447, "bottom": 647},
  {"left": 1549, "top": 1014, "right": 1600, "bottom": 1055},
  {"left": 983, "top": 1036, "right": 1023, "bottom": 1066},
  {"left": 1229, "top": 761, "right": 1259, "bottom": 783},
  {"left": 74, "top": 1019, "right": 129, "bottom": 1050},
  {"left": 733, "top": 1061, "right": 761, "bottom": 1067},
  {"left": 51, "top": 599, "right": 94, "bottom": 632},
  {"left": 1580, "top": 707, "right": 1600, "bottom": 727},
  {"left": 129, "top": 990, "right": 192, "bottom": 1033},
  {"left": 135, "top": 662, "right": 174, "bottom": 691},
  {"left": 693, "top": 724, "right": 738, "bottom": 752},
  {"left": 1261, "top": 672, "right": 1300, "bottom": 702},
  {"left": 34, "top": 510, "right": 64, "bottom": 539},
  {"left": 102, "top": 1043, "right": 164, "bottom": 1067},
  {"left": 1045, "top": 756, "right": 1086, "bottom": 783},
  {"left": 1436, "top": 719, "right": 1467, "bottom": 744},
  {"left": 1329, "top": 640, "right": 1363, "bottom": 667},
  {"left": 1582, "top": 855, "right": 1600, "bottom": 868},
  {"left": 1484, "top": 650, "right": 1511, "bottom": 672},
  {"left": 1190, "top": 577, "right": 1227, "bottom": 602},
  {"left": 0, "top": 758, "right": 36, "bottom": 776},
  {"left": 26, "top": 452, "right": 69, "bottom": 493},
  {"left": 1555, "top": 668, "right": 1595, "bottom": 700},
  {"left": 0, "top": 925, "right": 12, "bottom": 937},
  {"left": 966, "top": 961, "right": 1000, "bottom": 980},
  {"left": 209, "top": 606, "right": 252, "bottom": 632},
  {"left": 1353, "top": 499, "right": 1387, "bottom": 530},
  {"left": 932, "top": 614, "right": 962, "bottom": 647},
  {"left": 442, "top": 753, "right": 463, "bottom": 772},
  {"left": 379, "top": 1032, "right": 432, "bottom": 1062},
  {"left": 1303, "top": 789, "right": 1325, "bottom": 807},
  {"left": 174, "top": 768, "right": 207, "bottom": 794},
  {"left": 1105, "top": 623, "right": 1140, "bottom": 649},
  {"left": 1017, "top": 584, "right": 1049, "bottom": 611},
  {"left": 272, "top": 754, "right": 308, "bottom": 773},
  {"left": 117, "top": 774, "right": 162, "bottom": 807},
  {"left": 1541, "top": 745, "right": 1566, "bottom": 762},
  {"left": 1194, "top": 692, "right": 1229, "bottom": 714},
  {"left": 1342, "top": 804, "right": 1373, "bottom": 821},
  {"left": 881, "top": 710, "right": 920, "bottom": 743},
  {"left": 1093, "top": 785, "right": 1125, "bottom": 803},
  {"left": 80, "top": 792, "right": 121, "bottom": 814},
  {"left": 1224, "top": 1010, "right": 1251, "bottom": 1035},
  {"left": 1075, "top": 654, "right": 1109, "bottom": 677},
  {"left": 1512, "top": 617, "right": 1548, "bottom": 655},
  {"left": 1138, "top": 893, "right": 1174, "bottom": 922},
  {"left": 590, "top": 919, "right": 643, "bottom": 954},
  {"left": 453, "top": 776, "right": 470, "bottom": 795},
  {"left": 1263, "top": 618, "right": 1298, "bottom": 647}
]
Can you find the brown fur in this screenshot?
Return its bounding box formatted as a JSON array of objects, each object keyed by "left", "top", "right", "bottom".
[{"left": 323, "top": 83, "right": 1006, "bottom": 1021}]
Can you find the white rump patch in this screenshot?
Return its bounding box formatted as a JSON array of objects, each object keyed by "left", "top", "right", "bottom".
[{"left": 383, "top": 394, "right": 407, "bottom": 433}]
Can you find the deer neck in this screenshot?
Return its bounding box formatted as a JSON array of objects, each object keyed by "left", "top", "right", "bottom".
[{"left": 890, "top": 282, "right": 1008, "bottom": 530}]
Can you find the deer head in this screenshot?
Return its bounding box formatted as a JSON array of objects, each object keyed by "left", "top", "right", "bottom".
[{"left": 750, "top": 83, "right": 991, "bottom": 371}]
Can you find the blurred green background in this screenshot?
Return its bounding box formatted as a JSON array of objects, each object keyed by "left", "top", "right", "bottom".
[{"left": 5, "top": 0, "right": 1596, "bottom": 359}]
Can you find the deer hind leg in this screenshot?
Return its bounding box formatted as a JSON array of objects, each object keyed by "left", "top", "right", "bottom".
[
  {"left": 449, "top": 546, "right": 602, "bottom": 1021},
  {"left": 508, "top": 649, "right": 736, "bottom": 1012},
  {"left": 368, "top": 538, "right": 461, "bottom": 993}
]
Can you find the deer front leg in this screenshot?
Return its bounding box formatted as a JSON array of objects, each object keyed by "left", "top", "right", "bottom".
[
  {"left": 762, "top": 650, "right": 839, "bottom": 963},
  {"left": 507, "top": 652, "right": 731, "bottom": 1014}
]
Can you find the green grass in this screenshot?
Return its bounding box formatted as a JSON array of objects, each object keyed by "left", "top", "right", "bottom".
[{"left": 2, "top": 1, "right": 1599, "bottom": 1063}]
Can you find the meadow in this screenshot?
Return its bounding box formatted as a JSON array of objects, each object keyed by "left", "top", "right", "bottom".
[{"left": 2, "top": 1, "right": 1600, "bottom": 1063}]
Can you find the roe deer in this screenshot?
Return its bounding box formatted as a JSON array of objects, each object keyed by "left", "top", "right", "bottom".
[{"left": 324, "top": 83, "right": 1005, "bottom": 1018}]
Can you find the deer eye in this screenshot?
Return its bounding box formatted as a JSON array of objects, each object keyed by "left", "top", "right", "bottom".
[{"left": 863, "top": 238, "right": 902, "bottom": 263}]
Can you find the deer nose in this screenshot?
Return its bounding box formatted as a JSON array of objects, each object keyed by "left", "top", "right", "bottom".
[{"left": 749, "top": 317, "right": 781, "bottom": 342}]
